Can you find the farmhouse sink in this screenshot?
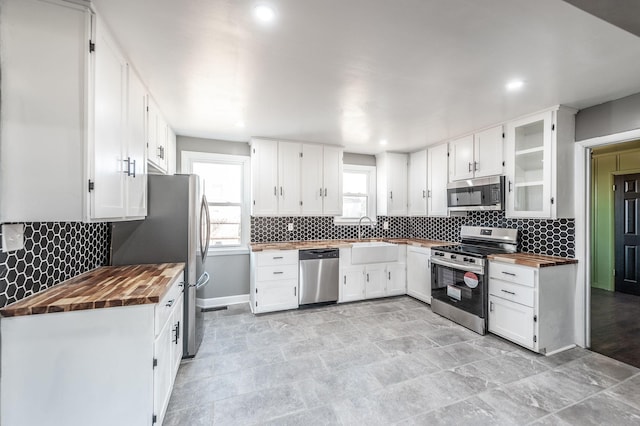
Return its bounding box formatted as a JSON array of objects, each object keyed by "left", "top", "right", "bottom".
[{"left": 351, "top": 242, "right": 398, "bottom": 264}]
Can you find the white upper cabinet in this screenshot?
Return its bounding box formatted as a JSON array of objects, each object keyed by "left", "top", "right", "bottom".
[
  {"left": 252, "top": 138, "right": 343, "bottom": 216},
  {"left": 301, "top": 144, "right": 324, "bottom": 215},
  {"left": 300, "top": 144, "right": 343, "bottom": 216},
  {"left": 427, "top": 143, "right": 449, "bottom": 217},
  {"left": 0, "top": 0, "right": 89, "bottom": 222},
  {"left": 0, "top": 0, "right": 172, "bottom": 222},
  {"left": 376, "top": 153, "right": 408, "bottom": 216},
  {"left": 448, "top": 135, "right": 475, "bottom": 181},
  {"left": 278, "top": 141, "right": 302, "bottom": 215},
  {"left": 251, "top": 139, "right": 279, "bottom": 215},
  {"left": 147, "top": 98, "right": 172, "bottom": 174},
  {"left": 321, "top": 145, "right": 344, "bottom": 215},
  {"left": 505, "top": 107, "right": 575, "bottom": 219},
  {"left": 449, "top": 125, "right": 503, "bottom": 181},
  {"left": 91, "top": 15, "right": 127, "bottom": 219},
  {"left": 408, "top": 150, "right": 428, "bottom": 216},
  {"left": 125, "top": 68, "right": 148, "bottom": 217},
  {"left": 474, "top": 126, "right": 504, "bottom": 178}
]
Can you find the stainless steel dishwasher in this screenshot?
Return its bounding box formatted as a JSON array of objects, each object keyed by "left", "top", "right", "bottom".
[{"left": 298, "top": 249, "right": 340, "bottom": 305}]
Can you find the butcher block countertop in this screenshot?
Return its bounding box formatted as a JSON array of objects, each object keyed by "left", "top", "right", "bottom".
[
  {"left": 249, "top": 238, "right": 452, "bottom": 251},
  {"left": 487, "top": 253, "right": 578, "bottom": 268},
  {"left": 0, "top": 263, "right": 185, "bottom": 318}
]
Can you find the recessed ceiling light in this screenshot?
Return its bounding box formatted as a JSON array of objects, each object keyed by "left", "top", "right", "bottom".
[
  {"left": 506, "top": 80, "right": 524, "bottom": 91},
  {"left": 253, "top": 4, "right": 276, "bottom": 23},
  {"left": 380, "top": 139, "right": 388, "bottom": 145}
]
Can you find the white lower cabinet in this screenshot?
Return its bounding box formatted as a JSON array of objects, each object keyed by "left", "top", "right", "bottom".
[
  {"left": 488, "top": 261, "right": 576, "bottom": 355},
  {"left": 386, "top": 263, "right": 407, "bottom": 296},
  {"left": 364, "top": 264, "right": 387, "bottom": 299},
  {"left": 406, "top": 246, "right": 431, "bottom": 303},
  {"left": 0, "top": 272, "right": 184, "bottom": 426},
  {"left": 250, "top": 250, "right": 299, "bottom": 313},
  {"left": 339, "top": 246, "right": 407, "bottom": 302},
  {"left": 341, "top": 267, "right": 366, "bottom": 302}
]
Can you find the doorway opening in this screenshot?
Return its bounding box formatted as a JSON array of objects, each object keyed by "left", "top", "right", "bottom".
[{"left": 590, "top": 140, "right": 640, "bottom": 367}]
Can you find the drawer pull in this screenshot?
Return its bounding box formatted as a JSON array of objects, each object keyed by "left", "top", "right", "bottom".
[
  {"left": 490, "top": 301, "right": 494, "bottom": 312},
  {"left": 273, "top": 256, "right": 283, "bottom": 259},
  {"left": 165, "top": 299, "right": 175, "bottom": 307},
  {"left": 501, "top": 289, "right": 516, "bottom": 295},
  {"left": 273, "top": 271, "right": 284, "bottom": 275},
  {"left": 501, "top": 271, "right": 516, "bottom": 276}
]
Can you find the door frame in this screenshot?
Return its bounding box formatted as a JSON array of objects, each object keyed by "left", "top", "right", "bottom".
[{"left": 575, "top": 128, "right": 640, "bottom": 348}]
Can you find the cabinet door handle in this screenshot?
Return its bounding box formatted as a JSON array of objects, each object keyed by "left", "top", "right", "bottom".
[
  {"left": 427, "top": 190, "right": 432, "bottom": 198},
  {"left": 165, "top": 299, "right": 174, "bottom": 307},
  {"left": 390, "top": 191, "right": 393, "bottom": 200},
  {"left": 273, "top": 271, "right": 284, "bottom": 275},
  {"left": 508, "top": 181, "right": 513, "bottom": 192},
  {"left": 324, "top": 188, "right": 327, "bottom": 197},
  {"left": 320, "top": 188, "right": 323, "bottom": 197},
  {"left": 131, "top": 159, "right": 136, "bottom": 178},
  {"left": 427, "top": 259, "right": 430, "bottom": 269},
  {"left": 388, "top": 271, "right": 391, "bottom": 280},
  {"left": 294, "top": 287, "right": 297, "bottom": 296},
  {"left": 502, "top": 271, "right": 516, "bottom": 276},
  {"left": 366, "top": 273, "right": 369, "bottom": 282},
  {"left": 274, "top": 186, "right": 277, "bottom": 196},
  {"left": 468, "top": 162, "right": 472, "bottom": 172},
  {"left": 490, "top": 301, "right": 494, "bottom": 312},
  {"left": 474, "top": 161, "right": 478, "bottom": 171},
  {"left": 123, "top": 157, "right": 131, "bottom": 176},
  {"left": 280, "top": 186, "right": 283, "bottom": 196},
  {"left": 343, "top": 276, "right": 346, "bottom": 285},
  {"left": 501, "top": 289, "right": 516, "bottom": 295},
  {"left": 273, "top": 256, "right": 283, "bottom": 259},
  {"left": 422, "top": 190, "right": 426, "bottom": 198}
]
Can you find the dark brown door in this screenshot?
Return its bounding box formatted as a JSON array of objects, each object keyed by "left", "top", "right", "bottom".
[{"left": 615, "top": 174, "right": 640, "bottom": 295}]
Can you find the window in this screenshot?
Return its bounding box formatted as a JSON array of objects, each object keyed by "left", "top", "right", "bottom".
[
  {"left": 181, "top": 151, "right": 250, "bottom": 253},
  {"left": 335, "top": 164, "right": 376, "bottom": 224}
]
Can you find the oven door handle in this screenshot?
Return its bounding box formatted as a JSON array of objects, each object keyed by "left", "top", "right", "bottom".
[{"left": 430, "top": 257, "right": 484, "bottom": 274}]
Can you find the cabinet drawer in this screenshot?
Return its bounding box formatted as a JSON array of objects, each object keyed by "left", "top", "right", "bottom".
[
  {"left": 256, "top": 250, "right": 298, "bottom": 266},
  {"left": 256, "top": 264, "right": 298, "bottom": 282},
  {"left": 489, "top": 262, "right": 535, "bottom": 287},
  {"left": 489, "top": 278, "right": 535, "bottom": 308},
  {"left": 155, "top": 275, "right": 184, "bottom": 337}
]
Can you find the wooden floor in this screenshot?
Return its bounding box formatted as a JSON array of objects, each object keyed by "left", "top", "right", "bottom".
[{"left": 591, "top": 287, "right": 640, "bottom": 368}]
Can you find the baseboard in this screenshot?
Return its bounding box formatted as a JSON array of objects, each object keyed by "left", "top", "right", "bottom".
[{"left": 196, "top": 294, "right": 250, "bottom": 309}]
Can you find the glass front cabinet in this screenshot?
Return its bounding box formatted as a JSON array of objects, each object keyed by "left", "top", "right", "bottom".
[{"left": 505, "top": 107, "right": 576, "bottom": 219}]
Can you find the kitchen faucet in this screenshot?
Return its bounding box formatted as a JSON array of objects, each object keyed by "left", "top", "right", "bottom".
[{"left": 357, "top": 216, "right": 374, "bottom": 240}]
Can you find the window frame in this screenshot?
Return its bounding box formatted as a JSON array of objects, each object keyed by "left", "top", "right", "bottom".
[
  {"left": 334, "top": 164, "right": 377, "bottom": 225},
  {"left": 181, "top": 150, "right": 250, "bottom": 256}
]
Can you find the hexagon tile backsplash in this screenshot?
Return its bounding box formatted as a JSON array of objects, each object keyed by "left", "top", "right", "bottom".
[
  {"left": 0, "top": 222, "right": 110, "bottom": 308},
  {"left": 251, "top": 212, "right": 575, "bottom": 258}
]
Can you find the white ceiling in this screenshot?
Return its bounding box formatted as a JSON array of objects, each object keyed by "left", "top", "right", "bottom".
[{"left": 92, "top": 0, "right": 640, "bottom": 154}]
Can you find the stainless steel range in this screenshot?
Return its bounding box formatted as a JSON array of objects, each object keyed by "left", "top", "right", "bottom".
[{"left": 430, "top": 226, "right": 518, "bottom": 335}]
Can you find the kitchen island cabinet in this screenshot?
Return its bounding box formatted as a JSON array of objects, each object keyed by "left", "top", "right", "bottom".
[
  {"left": 0, "top": 263, "right": 184, "bottom": 426},
  {"left": 488, "top": 255, "right": 577, "bottom": 355}
]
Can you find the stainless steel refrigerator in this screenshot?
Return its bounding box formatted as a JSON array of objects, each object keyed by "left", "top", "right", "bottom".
[{"left": 111, "top": 174, "right": 211, "bottom": 358}]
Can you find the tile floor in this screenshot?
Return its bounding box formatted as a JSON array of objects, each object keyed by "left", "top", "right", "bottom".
[{"left": 164, "top": 296, "right": 640, "bottom": 425}]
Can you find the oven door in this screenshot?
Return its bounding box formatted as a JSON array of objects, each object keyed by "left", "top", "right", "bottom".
[{"left": 430, "top": 259, "right": 486, "bottom": 318}]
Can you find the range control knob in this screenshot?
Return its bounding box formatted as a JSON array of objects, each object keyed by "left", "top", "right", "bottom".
[
  {"left": 450, "top": 255, "right": 457, "bottom": 260},
  {"left": 463, "top": 257, "right": 469, "bottom": 262}
]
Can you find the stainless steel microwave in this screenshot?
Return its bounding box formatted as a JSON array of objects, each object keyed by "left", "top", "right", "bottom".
[{"left": 447, "top": 176, "right": 505, "bottom": 211}]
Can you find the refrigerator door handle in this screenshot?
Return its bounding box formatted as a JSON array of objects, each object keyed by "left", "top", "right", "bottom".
[
  {"left": 193, "top": 272, "right": 210, "bottom": 289},
  {"left": 200, "top": 195, "right": 211, "bottom": 262}
]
